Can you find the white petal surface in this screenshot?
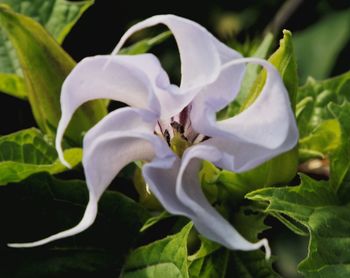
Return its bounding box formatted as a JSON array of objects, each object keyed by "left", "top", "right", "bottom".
[
  {"left": 8, "top": 108, "right": 169, "bottom": 247},
  {"left": 111, "top": 14, "right": 244, "bottom": 118},
  {"left": 56, "top": 54, "right": 165, "bottom": 166},
  {"left": 191, "top": 57, "right": 298, "bottom": 172},
  {"left": 113, "top": 14, "right": 219, "bottom": 90},
  {"left": 174, "top": 144, "right": 271, "bottom": 257}
]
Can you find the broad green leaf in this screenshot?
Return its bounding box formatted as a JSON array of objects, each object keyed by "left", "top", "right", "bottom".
[
  {"left": 120, "top": 31, "right": 172, "bottom": 55},
  {"left": 0, "top": 5, "right": 107, "bottom": 143},
  {"left": 296, "top": 71, "right": 350, "bottom": 161},
  {"left": 0, "top": 0, "right": 93, "bottom": 98},
  {"left": 0, "top": 173, "right": 150, "bottom": 277},
  {"left": 121, "top": 223, "right": 192, "bottom": 278},
  {"left": 294, "top": 9, "right": 350, "bottom": 83},
  {"left": 217, "top": 32, "right": 274, "bottom": 119},
  {"left": 247, "top": 174, "right": 350, "bottom": 276},
  {"left": 0, "top": 128, "right": 81, "bottom": 185}
]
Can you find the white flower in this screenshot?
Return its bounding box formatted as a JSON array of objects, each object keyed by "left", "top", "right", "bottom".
[{"left": 9, "top": 15, "right": 298, "bottom": 258}]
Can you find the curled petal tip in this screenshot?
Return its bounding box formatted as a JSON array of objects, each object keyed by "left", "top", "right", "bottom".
[
  {"left": 8, "top": 242, "right": 42, "bottom": 248},
  {"left": 61, "top": 159, "right": 72, "bottom": 169},
  {"left": 57, "top": 151, "right": 72, "bottom": 169},
  {"left": 261, "top": 238, "right": 271, "bottom": 260},
  {"left": 8, "top": 199, "right": 97, "bottom": 249}
]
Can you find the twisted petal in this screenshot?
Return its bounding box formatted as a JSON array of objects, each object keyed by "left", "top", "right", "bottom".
[
  {"left": 145, "top": 144, "right": 271, "bottom": 257},
  {"left": 56, "top": 54, "right": 167, "bottom": 166},
  {"left": 112, "top": 14, "right": 244, "bottom": 117},
  {"left": 8, "top": 108, "right": 171, "bottom": 247},
  {"left": 191, "top": 57, "right": 298, "bottom": 172}
]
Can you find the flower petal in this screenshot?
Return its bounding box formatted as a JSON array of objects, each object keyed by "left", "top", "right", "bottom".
[
  {"left": 191, "top": 57, "right": 298, "bottom": 171},
  {"left": 56, "top": 54, "right": 165, "bottom": 166},
  {"left": 112, "top": 14, "right": 243, "bottom": 92},
  {"left": 174, "top": 144, "right": 271, "bottom": 257},
  {"left": 8, "top": 107, "right": 170, "bottom": 247},
  {"left": 142, "top": 143, "right": 270, "bottom": 257},
  {"left": 111, "top": 14, "right": 245, "bottom": 119},
  {"left": 142, "top": 156, "right": 193, "bottom": 216}
]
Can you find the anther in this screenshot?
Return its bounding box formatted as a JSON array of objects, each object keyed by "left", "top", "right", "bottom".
[
  {"left": 163, "top": 129, "right": 171, "bottom": 145},
  {"left": 171, "top": 121, "right": 184, "bottom": 134}
]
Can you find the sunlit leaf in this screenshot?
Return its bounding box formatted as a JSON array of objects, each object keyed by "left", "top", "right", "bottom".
[
  {"left": 0, "top": 5, "right": 107, "bottom": 143},
  {"left": 0, "top": 73, "right": 26, "bottom": 99}
]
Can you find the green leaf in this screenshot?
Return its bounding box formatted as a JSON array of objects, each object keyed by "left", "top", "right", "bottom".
[
  {"left": 140, "top": 211, "right": 172, "bottom": 232},
  {"left": 0, "top": 128, "right": 81, "bottom": 185},
  {"left": 189, "top": 246, "right": 228, "bottom": 278},
  {"left": 328, "top": 102, "right": 350, "bottom": 192},
  {"left": 0, "top": 5, "right": 107, "bottom": 143},
  {"left": 120, "top": 31, "right": 172, "bottom": 55},
  {"left": 121, "top": 223, "right": 192, "bottom": 278},
  {"left": 247, "top": 174, "right": 350, "bottom": 276},
  {"left": 297, "top": 71, "right": 350, "bottom": 161},
  {"left": 298, "top": 119, "right": 341, "bottom": 161},
  {"left": 0, "top": 173, "right": 150, "bottom": 277},
  {"left": 1, "top": 0, "right": 93, "bottom": 44},
  {"left": 0, "top": 0, "right": 93, "bottom": 98},
  {"left": 294, "top": 9, "right": 350, "bottom": 83},
  {"left": 241, "top": 29, "right": 297, "bottom": 112},
  {"left": 0, "top": 73, "right": 26, "bottom": 99}
]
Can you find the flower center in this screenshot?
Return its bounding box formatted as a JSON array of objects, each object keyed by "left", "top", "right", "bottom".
[{"left": 155, "top": 106, "right": 208, "bottom": 157}]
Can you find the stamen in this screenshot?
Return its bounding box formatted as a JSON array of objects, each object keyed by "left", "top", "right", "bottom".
[
  {"left": 157, "top": 121, "right": 164, "bottom": 133},
  {"left": 164, "top": 129, "right": 171, "bottom": 145},
  {"left": 170, "top": 121, "right": 184, "bottom": 134}
]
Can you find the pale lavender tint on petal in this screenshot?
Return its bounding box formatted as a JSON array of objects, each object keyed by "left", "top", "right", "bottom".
[
  {"left": 111, "top": 14, "right": 245, "bottom": 119},
  {"left": 143, "top": 156, "right": 193, "bottom": 216},
  {"left": 191, "top": 57, "right": 298, "bottom": 172},
  {"left": 55, "top": 54, "right": 165, "bottom": 167},
  {"left": 8, "top": 108, "right": 172, "bottom": 247}
]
